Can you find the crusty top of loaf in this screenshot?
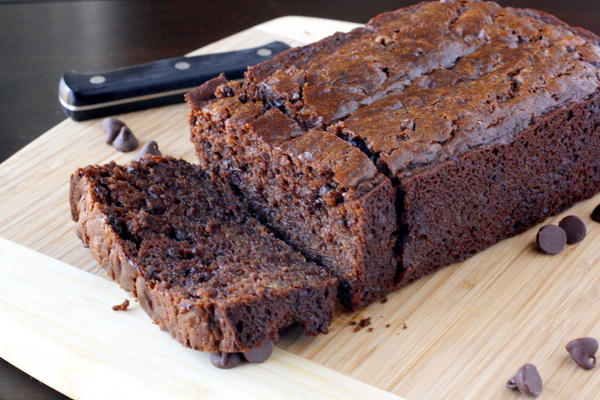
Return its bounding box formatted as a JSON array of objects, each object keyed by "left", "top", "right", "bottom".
[
  {"left": 337, "top": 0, "right": 600, "bottom": 176},
  {"left": 188, "top": 91, "right": 387, "bottom": 195},
  {"left": 251, "top": 0, "right": 600, "bottom": 175},
  {"left": 189, "top": 0, "right": 600, "bottom": 180}
]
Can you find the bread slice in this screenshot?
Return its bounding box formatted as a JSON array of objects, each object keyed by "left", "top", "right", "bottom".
[
  {"left": 188, "top": 94, "right": 396, "bottom": 311},
  {"left": 70, "top": 156, "right": 337, "bottom": 353}
]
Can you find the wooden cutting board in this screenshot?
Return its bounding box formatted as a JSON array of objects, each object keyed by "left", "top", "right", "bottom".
[{"left": 2, "top": 16, "right": 600, "bottom": 400}]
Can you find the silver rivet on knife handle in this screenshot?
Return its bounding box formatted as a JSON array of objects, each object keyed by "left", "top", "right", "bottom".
[
  {"left": 256, "top": 48, "right": 273, "bottom": 57},
  {"left": 174, "top": 62, "right": 191, "bottom": 70},
  {"left": 90, "top": 76, "right": 106, "bottom": 84}
]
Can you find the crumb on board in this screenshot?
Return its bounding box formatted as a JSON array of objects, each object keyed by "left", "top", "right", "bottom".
[
  {"left": 112, "top": 299, "right": 130, "bottom": 311},
  {"left": 352, "top": 317, "right": 373, "bottom": 332}
]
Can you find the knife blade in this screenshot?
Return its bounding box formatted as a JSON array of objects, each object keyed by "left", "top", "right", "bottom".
[{"left": 58, "top": 41, "right": 290, "bottom": 121}]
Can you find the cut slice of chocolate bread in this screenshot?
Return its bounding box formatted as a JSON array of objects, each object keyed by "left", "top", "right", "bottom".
[
  {"left": 70, "top": 156, "right": 337, "bottom": 353},
  {"left": 187, "top": 0, "right": 600, "bottom": 310},
  {"left": 188, "top": 94, "right": 396, "bottom": 310}
]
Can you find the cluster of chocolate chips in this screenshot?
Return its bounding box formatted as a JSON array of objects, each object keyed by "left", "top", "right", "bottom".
[
  {"left": 536, "top": 215, "right": 586, "bottom": 255},
  {"left": 103, "top": 117, "right": 139, "bottom": 152},
  {"left": 210, "top": 340, "right": 274, "bottom": 369},
  {"left": 103, "top": 117, "right": 162, "bottom": 160},
  {"left": 507, "top": 337, "right": 598, "bottom": 397}
]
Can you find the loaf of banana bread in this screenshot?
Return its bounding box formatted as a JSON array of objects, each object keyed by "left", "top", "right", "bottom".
[
  {"left": 70, "top": 156, "right": 337, "bottom": 353},
  {"left": 187, "top": 0, "right": 600, "bottom": 310}
]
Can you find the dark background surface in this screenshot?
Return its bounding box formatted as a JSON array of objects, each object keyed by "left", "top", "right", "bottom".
[{"left": 1, "top": 0, "right": 599, "bottom": 398}]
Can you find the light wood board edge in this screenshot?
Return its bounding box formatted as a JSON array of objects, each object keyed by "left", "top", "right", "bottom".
[
  {"left": 186, "top": 16, "right": 362, "bottom": 57},
  {"left": 0, "top": 236, "right": 403, "bottom": 400}
]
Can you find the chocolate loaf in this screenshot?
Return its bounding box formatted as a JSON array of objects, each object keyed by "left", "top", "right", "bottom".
[
  {"left": 187, "top": 0, "right": 600, "bottom": 310},
  {"left": 70, "top": 156, "right": 337, "bottom": 353}
]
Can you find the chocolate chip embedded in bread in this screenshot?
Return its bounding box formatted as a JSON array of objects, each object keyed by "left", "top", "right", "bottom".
[
  {"left": 135, "top": 141, "right": 162, "bottom": 161},
  {"left": 113, "top": 126, "right": 139, "bottom": 152},
  {"left": 242, "top": 340, "right": 274, "bottom": 363},
  {"left": 558, "top": 215, "right": 587, "bottom": 244},
  {"left": 566, "top": 337, "right": 598, "bottom": 370},
  {"left": 210, "top": 351, "right": 242, "bottom": 369},
  {"left": 592, "top": 204, "right": 600, "bottom": 223},
  {"left": 507, "top": 363, "right": 543, "bottom": 397},
  {"left": 103, "top": 118, "right": 126, "bottom": 144},
  {"left": 536, "top": 225, "right": 566, "bottom": 255}
]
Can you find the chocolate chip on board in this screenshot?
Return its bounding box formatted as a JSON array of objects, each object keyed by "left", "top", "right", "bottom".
[
  {"left": 242, "top": 340, "right": 274, "bottom": 363},
  {"left": 135, "top": 140, "right": 162, "bottom": 161},
  {"left": 536, "top": 225, "right": 566, "bottom": 255},
  {"left": 566, "top": 337, "right": 598, "bottom": 370},
  {"left": 210, "top": 351, "right": 242, "bottom": 369},
  {"left": 103, "top": 117, "right": 126, "bottom": 144},
  {"left": 507, "top": 363, "right": 543, "bottom": 397},
  {"left": 558, "top": 215, "right": 587, "bottom": 244},
  {"left": 592, "top": 204, "right": 600, "bottom": 223},
  {"left": 113, "top": 126, "right": 139, "bottom": 152}
]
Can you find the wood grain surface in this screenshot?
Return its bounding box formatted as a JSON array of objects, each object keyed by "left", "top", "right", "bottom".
[
  {"left": 2, "top": 15, "right": 600, "bottom": 400},
  {"left": 0, "top": 237, "right": 400, "bottom": 400}
]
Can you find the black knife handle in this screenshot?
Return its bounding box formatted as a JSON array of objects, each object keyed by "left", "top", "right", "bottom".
[{"left": 58, "top": 41, "right": 290, "bottom": 121}]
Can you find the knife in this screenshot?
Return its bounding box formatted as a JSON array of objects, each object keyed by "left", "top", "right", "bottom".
[{"left": 58, "top": 41, "right": 290, "bottom": 121}]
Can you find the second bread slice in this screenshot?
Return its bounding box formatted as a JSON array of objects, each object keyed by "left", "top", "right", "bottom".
[{"left": 70, "top": 156, "right": 337, "bottom": 353}]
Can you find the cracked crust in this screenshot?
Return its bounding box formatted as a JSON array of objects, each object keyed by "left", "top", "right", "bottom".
[
  {"left": 241, "top": 0, "right": 600, "bottom": 177},
  {"left": 187, "top": 0, "right": 600, "bottom": 308}
]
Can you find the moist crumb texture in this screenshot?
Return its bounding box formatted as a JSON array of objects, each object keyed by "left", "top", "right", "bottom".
[
  {"left": 187, "top": 0, "right": 600, "bottom": 310},
  {"left": 70, "top": 156, "right": 337, "bottom": 353}
]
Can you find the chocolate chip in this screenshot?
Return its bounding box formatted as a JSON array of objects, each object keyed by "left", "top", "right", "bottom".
[
  {"left": 592, "top": 204, "right": 600, "bottom": 223},
  {"left": 135, "top": 140, "right": 162, "bottom": 161},
  {"left": 210, "top": 351, "right": 242, "bottom": 369},
  {"left": 113, "top": 126, "right": 139, "bottom": 152},
  {"left": 536, "top": 225, "right": 566, "bottom": 255},
  {"left": 242, "top": 340, "right": 274, "bottom": 364},
  {"left": 558, "top": 215, "right": 586, "bottom": 244},
  {"left": 103, "top": 117, "right": 126, "bottom": 144},
  {"left": 507, "top": 363, "right": 543, "bottom": 397},
  {"left": 566, "top": 337, "right": 598, "bottom": 370}
]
